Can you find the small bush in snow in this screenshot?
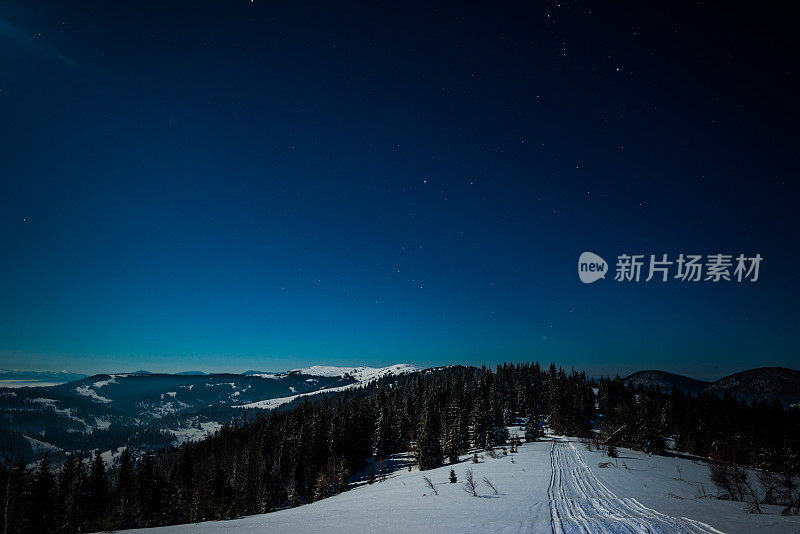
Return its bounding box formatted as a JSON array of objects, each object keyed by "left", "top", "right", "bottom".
[
  {"left": 423, "top": 475, "right": 438, "bottom": 495},
  {"left": 482, "top": 477, "right": 498, "bottom": 495},
  {"left": 463, "top": 468, "right": 479, "bottom": 497}
]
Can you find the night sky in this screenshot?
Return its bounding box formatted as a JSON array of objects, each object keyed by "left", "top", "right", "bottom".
[{"left": 1, "top": 1, "right": 797, "bottom": 377}]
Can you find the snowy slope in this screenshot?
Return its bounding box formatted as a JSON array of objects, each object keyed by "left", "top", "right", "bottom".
[
  {"left": 549, "top": 440, "right": 719, "bottom": 533},
  {"left": 120, "top": 433, "right": 800, "bottom": 534},
  {"left": 291, "top": 364, "right": 419, "bottom": 382},
  {"left": 233, "top": 383, "right": 357, "bottom": 410},
  {"left": 234, "top": 364, "right": 420, "bottom": 410}
]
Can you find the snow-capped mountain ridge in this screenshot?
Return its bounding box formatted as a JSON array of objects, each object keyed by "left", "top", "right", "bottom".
[{"left": 290, "top": 363, "right": 419, "bottom": 382}]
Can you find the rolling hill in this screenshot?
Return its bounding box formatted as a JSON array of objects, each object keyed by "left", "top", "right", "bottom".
[
  {"left": 624, "top": 366, "right": 800, "bottom": 406},
  {"left": 0, "top": 365, "right": 419, "bottom": 463}
]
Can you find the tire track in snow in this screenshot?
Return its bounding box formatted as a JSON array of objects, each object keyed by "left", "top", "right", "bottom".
[{"left": 548, "top": 440, "right": 725, "bottom": 534}]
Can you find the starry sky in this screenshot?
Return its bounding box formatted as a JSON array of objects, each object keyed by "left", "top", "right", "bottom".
[{"left": 0, "top": 1, "right": 798, "bottom": 378}]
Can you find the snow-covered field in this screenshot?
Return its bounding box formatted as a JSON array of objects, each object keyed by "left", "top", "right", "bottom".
[
  {"left": 165, "top": 422, "right": 224, "bottom": 446},
  {"left": 120, "top": 433, "right": 800, "bottom": 534},
  {"left": 549, "top": 440, "right": 719, "bottom": 533}
]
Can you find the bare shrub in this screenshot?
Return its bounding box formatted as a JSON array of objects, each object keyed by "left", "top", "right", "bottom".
[
  {"left": 709, "top": 444, "right": 762, "bottom": 513},
  {"left": 780, "top": 494, "right": 800, "bottom": 516},
  {"left": 423, "top": 475, "right": 438, "bottom": 495},
  {"left": 695, "top": 484, "right": 714, "bottom": 500},
  {"left": 482, "top": 477, "right": 498, "bottom": 495},
  {"left": 463, "top": 468, "right": 479, "bottom": 497}
]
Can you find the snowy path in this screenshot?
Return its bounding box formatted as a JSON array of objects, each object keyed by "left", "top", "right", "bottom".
[{"left": 548, "top": 440, "right": 724, "bottom": 534}]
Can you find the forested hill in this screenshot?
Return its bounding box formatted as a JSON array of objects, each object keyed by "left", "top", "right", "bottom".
[
  {"left": 2, "top": 362, "right": 798, "bottom": 533},
  {"left": 0, "top": 366, "right": 417, "bottom": 464},
  {"left": 624, "top": 367, "right": 800, "bottom": 406}
]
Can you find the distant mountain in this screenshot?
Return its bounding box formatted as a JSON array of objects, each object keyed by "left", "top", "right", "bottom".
[
  {"left": 289, "top": 364, "right": 419, "bottom": 382},
  {"left": 0, "top": 369, "right": 88, "bottom": 387},
  {"left": 705, "top": 367, "right": 800, "bottom": 407},
  {"left": 0, "top": 364, "right": 421, "bottom": 463},
  {"left": 624, "top": 367, "right": 800, "bottom": 406},
  {"left": 235, "top": 365, "right": 420, "bottom": 410},
  {"left": 176, "top": 371, "right": 206, "bottom": 375},
  {"left": 624, "top": 370, "right": 709, "bottom": 395}
]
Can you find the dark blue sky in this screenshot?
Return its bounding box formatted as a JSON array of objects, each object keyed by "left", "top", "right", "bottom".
[{"left": 1, "top": 1, "right": 797, "bottom": 377}]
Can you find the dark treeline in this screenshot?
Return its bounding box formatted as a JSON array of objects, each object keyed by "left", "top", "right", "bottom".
[
  {"left": 597, "top": 377, "right": 800, "bottom": 513},
  {"left": 597, "top": 377, "right": 800, "bottom": 468},
  {"left": 1, "top": 363, "right": 798, "bottom": 531}
]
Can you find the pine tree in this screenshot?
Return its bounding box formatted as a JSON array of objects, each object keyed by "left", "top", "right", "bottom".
[
  {"left": 524, "top": 411, "right": 543, "bottom": 442},
  {"left": 3, "top": 454, "right": 28, "bottom": 534},
  {"left": 416, "top": 399, "right": 443, "bottom": 471},
  {"left": 28, "top": 454, "right": 55, "bottom": 533},
  {"left": 137, "top": 449, "right": 160, "bottom": 526},
  {"left": 373, "top": 404, "right": 393, "bottom": 460},
  {"left": 86, "top": 449, "right": 109, "bottom": 531},
  {"left": 58, "top": 451, "right": 82, "bottom": 534},
  {"left": 443, "top": 394, "right": 464, "bottom": 464},
  {"left": 470, "top": 394, "right": 490, "bottom": 449},
  {"left": 114, "top": 447, "right": 135, "bottom": 529},
  {"left": 367, "top": 466, "right": 375, "bottom": 484}
]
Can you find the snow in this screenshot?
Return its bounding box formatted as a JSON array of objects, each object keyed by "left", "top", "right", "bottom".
[
  {"left": 229, "top": 365, "right": 418, "bottom": 411},
  {"left": 247, "top": 373, "right": 281, "bottom": 379},
  {"left": 233, "top": 364, "right": 418, "bottom": 411},
  {"left": 294, "top": 364, "right": 419, "bottom": 382},
  {"left": 233, "top": 383, "right": 359, "bottom": 410},
  {"left": 29, "top": 397, "right": 93, "bottom": 431},
  {"left": 166, "top": 422, "right": 223, "bottom": 445},
  {"left": 0, "top": 380, "right": 63, "bottom": 388},
  {"left": 143, "top": 399, "right": 191, "bottom": 418},
  {"left": 549, "top": 440, "right": 720, "bottom": 532},
  {"left": 93, "top": 377, "right": 117, "bottom": 388},
  {"left": 101, "top": 447, "right": 127, "bottom": 467},
  {"left": 23, "top": 435, "right": 61, "bottom": 454},
  {"left": 120, "top": 432, "right": 800, "bottom": 534},
  {"left": 75, "top": 385, "right": 112, "bottom": 403},
  {"left": 94, "top": 417, "right": 111, "bottom": 430},
  {"left": 577, "top": 441, "right": 798, "bottom": 534}
]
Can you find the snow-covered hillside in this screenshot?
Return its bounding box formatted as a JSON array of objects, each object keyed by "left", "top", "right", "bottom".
[
  {"left": 291, "top": 364, "right": 419, "bottom": 382},
  {"left": 120, "top": 433, "right": 800, "bottom": 534},
  {"left": 234, "top": 364, "right": 419, "bottom": 410},
  {"left": 0, "top": 369, "right": 384, "bottom": 463}
]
